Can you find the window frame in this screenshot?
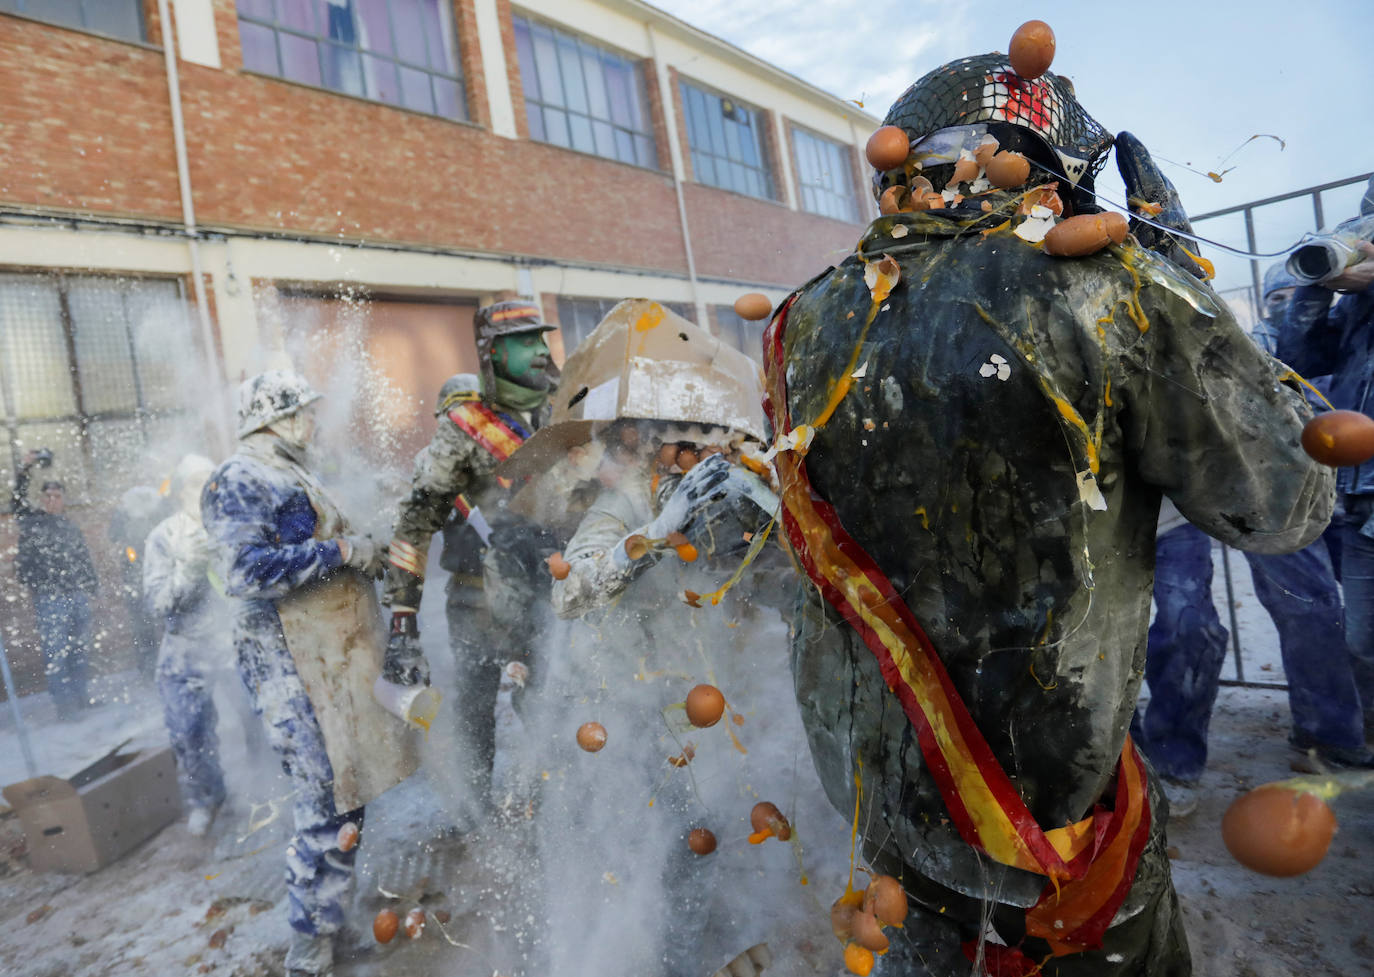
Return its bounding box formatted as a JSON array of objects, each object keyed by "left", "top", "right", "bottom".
[
  {"left": 678, "top": 78, "right": 777, "bottom": 202},
  {"left": 0, "top": 0, "right": 146, "bottom": 44},
  {"left": 790, "top": 124, "right": 860, "bottom": 223},
  {"left": 512, "top": 14, "right": 659, "bottom": 170},
  {"left": 0, "top": 272, "right": 195, "bottom": 507},
  {"left": 235, "top": 0, "right": 468, "bottom": 122}
]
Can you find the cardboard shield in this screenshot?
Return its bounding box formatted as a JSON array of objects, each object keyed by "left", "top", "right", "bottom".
[{"left": 275, "top": 569, "right": 420, "bottom": 812}]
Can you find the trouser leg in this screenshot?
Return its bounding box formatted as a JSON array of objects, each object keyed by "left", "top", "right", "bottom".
[
  {"left": 37, "top": 591, "right": 90, "bottom": 717},
  {"left": 238, "top": 629, "right": 362, "bottom": 937},
  {"left": 446, "top": 581, "right": 506, "bottom": 803},
  {"left": 1244, "top": 545, "right": 1364, "bottom": 749},
  {"left": 1139, "top": 526, "right": 1228, "bottom": 781},
  {"left": 156, "top": 655, "right": 227, "bottom": 812},
  {"left": 1339, "top": 516, "right": 1374, "bottom": 731}
]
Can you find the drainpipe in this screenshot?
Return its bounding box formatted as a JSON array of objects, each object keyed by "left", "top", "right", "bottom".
[
  {"left": 645, "top": 24, "right": 705, "bottom": 327},
  {"left": 156, "top": 0, "right": 229, "bottom": 452}
]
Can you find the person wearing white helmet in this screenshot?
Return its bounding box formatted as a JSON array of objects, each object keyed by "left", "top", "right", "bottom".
[
  {"left": 202, "top": 369, "right": 418, "bottom": 977},
  {"left": 144, "top": 454, "right": 231, "bottom": 836}
]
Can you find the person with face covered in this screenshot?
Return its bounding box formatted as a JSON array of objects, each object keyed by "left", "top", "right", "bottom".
[
  {"left": 12, "top": 449, "right": 98, "bottom": 719},
  {"left": 768, "top": 36, "right": 1333, "bottom": 977},
  {"left": 382, "top": 300, "right": 559, "bottom": 812},
  {"left": 202, "top": 370, "right": 414, "bottom": 977},
  {"left": 144, "top": 453, "right": 232, "bottom": 836},
  {"left": 506, "top": 300, "right": 815, "bottom": 977}
]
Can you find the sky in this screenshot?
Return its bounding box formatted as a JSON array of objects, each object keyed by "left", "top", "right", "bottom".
[{"left": 648, "top": 0, "right": 1374, "bottom": 292}]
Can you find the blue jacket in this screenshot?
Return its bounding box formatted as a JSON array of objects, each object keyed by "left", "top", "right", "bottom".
[{"left": 1278, "top": 285, "right": 1374, "bottom": 495}]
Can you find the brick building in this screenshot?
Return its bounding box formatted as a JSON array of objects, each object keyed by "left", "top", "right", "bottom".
[{"left": 0, "top": 0, "right": 878, "bottom": 690}]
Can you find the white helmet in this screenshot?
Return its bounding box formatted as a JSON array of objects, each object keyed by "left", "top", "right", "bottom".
[{"left": 236, "top": 370, "right": 322, "bottom": 439}]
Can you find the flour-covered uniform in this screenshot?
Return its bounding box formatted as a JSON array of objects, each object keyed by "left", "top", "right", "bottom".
[{"left": 201, "top": 431, "right": 361, "bottom": 938}]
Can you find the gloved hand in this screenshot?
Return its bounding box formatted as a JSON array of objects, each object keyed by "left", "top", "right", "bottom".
[
  {"left": 384, "top": 612, "right": 430, "bottom": 686},
  {"left": 647, "top": 452, "right": 732, "bottom": 539},
  {"left": 1115, "top": 131, "right": 1207, "bottom": 280},
  {"left": 338, "top": 534, "right": 386, "bottom": 577},
  {"left": 615, "top": 454, "right": 734, "bottom": 566}
]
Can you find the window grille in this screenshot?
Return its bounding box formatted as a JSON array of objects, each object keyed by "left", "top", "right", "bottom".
[
  {"left": 714, "top": 305, "right": 764, "bottom": 363},
  {"left": 0, "top": 274, "right": 196, "bottom": 505},
  {"left": 236, "top": 0, "right": 466, "bottom": 120},
  {"left": 680, "top": 81, "right": 775, "bottom": 201},
  {"left": 514, "top": 16, "right": 657, "bottom": 169},
  {"left": 792, "top": 126, "right": 859, "bottom": 222}
]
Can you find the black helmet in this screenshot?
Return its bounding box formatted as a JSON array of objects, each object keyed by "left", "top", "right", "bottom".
[
  {"left": 474, "top": 300, "right": 555, "bottom": 398},
  {"left": 876, "top": 53, "right": 1112, "bottom": 210}
]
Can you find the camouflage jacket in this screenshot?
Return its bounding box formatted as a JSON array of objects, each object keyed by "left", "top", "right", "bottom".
[
  {"left": 383, "top": 397, "right": 545, "bottom": 611},
  {"left": 777, "top": 201, "right": 1333, "bottom": 903}
]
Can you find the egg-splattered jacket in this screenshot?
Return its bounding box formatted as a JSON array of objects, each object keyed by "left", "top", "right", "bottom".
[
  {"left": 201, "top": 433, "right": 347, "bottom": 659},
  {"left": 382, "top": 396, "right": 545, "bottom": 611},
  {"left": 775, "top": 198, "right": 1334, "bottom": 915}
]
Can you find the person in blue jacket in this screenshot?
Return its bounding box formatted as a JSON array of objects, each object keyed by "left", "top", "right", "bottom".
[
  {"left": 202, "top": 370, "right": 395, "bottom": 977},
  {"left": 1279, "top": 178, "right": 1374, "bottom": 735}
]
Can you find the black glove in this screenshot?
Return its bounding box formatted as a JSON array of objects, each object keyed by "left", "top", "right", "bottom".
[
  {"left": 486, "top": 515, "right": 561, "bottom": 579},
  {"left": 1115, "top": 131, "right": 1207, "bottom": 279},
  {"left": 384, "top": 612, "right": 430, "bottom": 687}
]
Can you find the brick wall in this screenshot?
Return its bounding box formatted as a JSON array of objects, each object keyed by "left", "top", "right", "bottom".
[{"left": 0, "top": 5, "right": 865, "bottom": 292}]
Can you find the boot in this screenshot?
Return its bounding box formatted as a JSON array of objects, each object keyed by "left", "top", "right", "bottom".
[{"left": 284, "top": 930, "right": 333, "bottom": 977}]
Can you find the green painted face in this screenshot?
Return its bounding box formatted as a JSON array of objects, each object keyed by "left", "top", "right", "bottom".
[{"left": 492, "top": 332, "right": 551, "bottom": 386}]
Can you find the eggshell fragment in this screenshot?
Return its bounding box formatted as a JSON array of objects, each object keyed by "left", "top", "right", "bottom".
[
  {"left": 850, "top": 910, "right": 889, "bottom": 953},
  {"left": 404, "top": 908, "right": 425, "bottom": 940},
  {"left": 1222, "top": 785, "right": 1336, "bottom": 877},
  {"left": 733, "top": 292, "right": 773, "bottom": 321},
  {"left": 985, "top": 151, "right": 1031, "bottom": 189},
  {"left": 1301, "top": 410, "right": 1374, "bottom": 467},
  {"left": 1009, "top": 20, "right": 1056, "bottom": 79},
  {"left": 685, "top": 684, "right": 725, "bottom": 727},
  {"left": 974, "top": 137, "right": 1000, "bottom": 168},
  {"left": 1043, "top": 214, "right": 1114, "bottom": 257},
  {"left": 546, "top": 551, "right": 571, "bottom": 580},
  {"left": 1103, "top": 210, "right": 1129, "bottom": 244},
  {"left": 750, "top": 801, "right": 792, "bottom": 841},
  {"left": 947, "top": 157, "right": 979, "bottom": 188},
  {"left": 623, "top": 534, "right": 650, "bottom": 560},
  {"left": 866, "top": 125, "right": 911, "bottom": 171},
  {"left": 863, "top": 875, "right": 909, "bottom": 926},
  {"left": 576, "top": 721, "right": 608, "bottom": 752},
  {"left": 909, "top": 175, "right": 934, "bottom": 197},
  {"left": 336, "top": 821, "right": 360, "bottom": 852},
  {"left": 688, "top": 827, "right": 717, "bottom": 855},
  {"left": 830, "top": 898, "right": 858, "bottom": 941},
  {"left": 373, "top": 909, "right": 399, "bottom": 944},
  {"left": 878, "top": 185, "right": 911, "bottom": 215}
]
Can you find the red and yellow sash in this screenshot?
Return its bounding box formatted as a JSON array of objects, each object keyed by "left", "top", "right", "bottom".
[
  {"left": 762, "top": 296, "right": 1150, "bottom": 958},
  {"left": 447, "top": 401, "right": 521, "bottom": 496}
]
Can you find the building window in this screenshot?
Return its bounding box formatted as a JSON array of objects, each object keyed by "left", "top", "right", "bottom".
[
  {"left": 513, "top": 16, "right": 657, "bottom": 169},
  {"left": 0, "top": 274, "right": 196, "bottom": 505},
  {"left": 680, "top": 81, "right": 775, "bottom": 201},
  {"left": 792, "top": 126, "right": 859, "bottom": 222},
  {"left": 236, "top": 0, "right": 467, "bottom": 120},
  {"left": 714, "top": 305, "right": 764, "bottom": 363},
  {"left": 0, "top": 0, "right": 144, "bottom": 42},
  {"left": 557, "top": 297, "right": 693, "bottom": 353}
]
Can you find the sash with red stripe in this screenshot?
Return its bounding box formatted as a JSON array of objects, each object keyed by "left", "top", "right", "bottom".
[
  {"left": 446, "top": 402, "right": 523, "bottom": 510},
  {"left": 762, "top": 294, "right": 1150, "bottom": 959}
]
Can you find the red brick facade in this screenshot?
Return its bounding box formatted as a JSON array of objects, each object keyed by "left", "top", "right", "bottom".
[{"left": 0, "top": 5, "right": 867, "bottom": 287}]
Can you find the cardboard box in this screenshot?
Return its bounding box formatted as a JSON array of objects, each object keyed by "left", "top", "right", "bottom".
[{"left": 2, "top": 746, "right": 182, "bottom": 873}]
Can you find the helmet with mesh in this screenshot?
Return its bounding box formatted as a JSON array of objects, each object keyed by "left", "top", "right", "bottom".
[{"left": 875, "top": 53, "right": 1112, "bottom": 206}]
